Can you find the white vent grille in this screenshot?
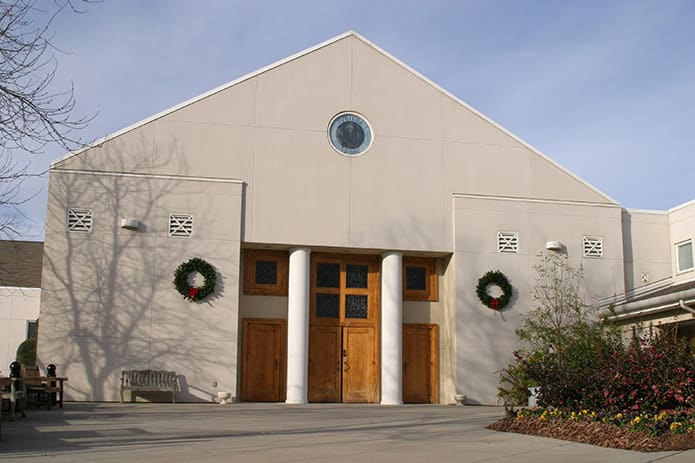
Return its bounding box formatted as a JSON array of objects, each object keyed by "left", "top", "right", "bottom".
[
  {"left": 67, "top": 208, "right": 93, "bottom": 233},
  {"left": 169, "top": 213, "right": 193, "bottom": 237},
  {"left": 497, "top": 232, "right": 519, "bottom": 253},
  {"left": 583, "top": 236, "right": 603, "bottom": 258}
]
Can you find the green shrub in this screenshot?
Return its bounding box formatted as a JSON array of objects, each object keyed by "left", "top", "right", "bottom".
[
  {"left": 591, "top": 327, "right": 695, "bottom": 413},
  {"left": 16, "top": 337, "right": 37, "bottom": 367},
  {"left": 519, "top": 323, "right": 620, "bottom": 409},
  {"left": 499, "top": 251, "right": 695, "bottom": 413},
  {"left": 497, "top": 354, "right": 535, "bottom": 408}
]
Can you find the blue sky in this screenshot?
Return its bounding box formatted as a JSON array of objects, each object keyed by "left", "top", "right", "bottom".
[{"left": 11, "top": 0, "right": 695, "bottom": 240}]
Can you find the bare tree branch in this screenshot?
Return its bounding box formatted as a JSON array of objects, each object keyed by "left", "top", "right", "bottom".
[{"left": 0, "top": 0, "right": 97, "bottom": 237}]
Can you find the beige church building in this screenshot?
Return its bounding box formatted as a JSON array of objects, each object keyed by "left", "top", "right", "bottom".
[{"left": 36, "top": 32, "right": 695, "bottom": 405}]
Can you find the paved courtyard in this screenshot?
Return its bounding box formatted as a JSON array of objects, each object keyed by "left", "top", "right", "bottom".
[{"left": 1, "top": 403, "right": 694, "bottom": 462}]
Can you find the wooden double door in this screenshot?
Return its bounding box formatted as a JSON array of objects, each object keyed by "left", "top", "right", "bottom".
[
  {"left": 309, "top": 325, "right": 377, "bottom": 402},
  {"left": 308, "top": 254, "right": 379, "bottom": 403}
]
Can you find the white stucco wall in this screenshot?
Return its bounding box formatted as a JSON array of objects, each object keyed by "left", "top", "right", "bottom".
[
  {"left": 621, "top": 209, "right": 672, "bottom": 292},
  {"left": 669, "top": 201, "right": 695, "bottom": 283},
  {"left": 454, "top": 195, "right": 625, "bottom": 405},
  {"left": 38, "top": 171, "right": 243, "bottom": 401},
  {"left": 55, "top": 34, "right": 614, "bottom": 254},
  {"left": 41, "top": 33, "right": 626, "bottom": 404},
  {"left": 0, "top": 287, "right": 40, "bottom": 375}
]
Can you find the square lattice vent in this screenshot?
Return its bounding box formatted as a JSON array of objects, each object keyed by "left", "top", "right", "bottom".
[
  {"left": 169, "top": 213, "right": 193, "bottom": 237},
  {"left": 583, "top": 236, "right": 603, "bottom": 258},
  {"left": 67, "top": 208, "right": 93, "bottom": 233},
  {"left": 497, "top": 232, "right": 519, "bottom": 253}
]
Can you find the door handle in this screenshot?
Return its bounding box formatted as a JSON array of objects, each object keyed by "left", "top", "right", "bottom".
[
  {"left": 344, "top": 360, "right": 350, "bottom": 372},
  {"left": 342, "top": 349, "right": 347, "bottom": 358}
]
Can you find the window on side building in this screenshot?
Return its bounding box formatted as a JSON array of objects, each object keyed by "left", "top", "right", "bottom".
[{"left": 676, "top": 239, "right": 693, "bottom": 273}]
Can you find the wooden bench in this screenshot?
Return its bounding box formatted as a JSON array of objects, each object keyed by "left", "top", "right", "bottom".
[
  {"left": 24, "top": 367, "right": 68, "bottom": 409},
  {"left": 120, "top": 370, "right": 178, "bottom": 403}
]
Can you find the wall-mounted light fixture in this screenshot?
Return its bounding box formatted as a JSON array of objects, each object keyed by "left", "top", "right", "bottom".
[
  {"left": 120, "top": 218, "right": 141, "bottom": 230},
  {"left": 545, "top": 241, "right": 563, "bottom": 251}
]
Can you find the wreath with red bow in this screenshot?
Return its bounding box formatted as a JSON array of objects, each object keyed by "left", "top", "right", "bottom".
[
  {"left": 476, "top": 270, "right": 513, "bottom": 311},
  {"left": 173, "top": 257, "right": 216, "bottom": 302}
]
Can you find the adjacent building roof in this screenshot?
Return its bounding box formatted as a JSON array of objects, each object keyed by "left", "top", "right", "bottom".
[{"left": 0, "top": 240, "right": 43, "bottom": 288}]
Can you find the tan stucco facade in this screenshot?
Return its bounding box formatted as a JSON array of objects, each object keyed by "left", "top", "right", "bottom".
[
  {"left": 37, "top": 32, "right": 694, "bottom": 405},
  {"left": 1, "top": 287, "right": 40, "bottom": 373}
]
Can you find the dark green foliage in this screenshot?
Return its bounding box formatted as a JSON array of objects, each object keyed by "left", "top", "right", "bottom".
[
  {"left": 16, "top": 337, "right": 37, "bottom": 367},
  {"left": 476, "top": 270, "right": 513, "bottom": 310},
  {"left": 498, "top": 254, "right": 695, "bottom": 413},
  {"left": 173, "top": 257, "right": 217, "bottom": 302},
  {"left": 498, "top": 353, "right": 536, "bottom": 408}
]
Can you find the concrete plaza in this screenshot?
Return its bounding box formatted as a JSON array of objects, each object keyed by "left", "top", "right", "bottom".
[{"left": 1, "top": 403, "right": 694, "bottom": 462}]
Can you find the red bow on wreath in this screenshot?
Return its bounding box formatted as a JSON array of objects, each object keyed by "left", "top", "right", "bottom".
[
  {"left": 490, "top": 298, "right": 500, "bottom": 310},
  {"left": 189, "top": 287, "right": 199, "bottom": 298}
]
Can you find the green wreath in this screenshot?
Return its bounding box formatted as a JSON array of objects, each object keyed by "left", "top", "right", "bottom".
[
  {"left": 173, "top": 257, "right": 217, "bottom": 302},
  {"left": 476, "top": 270, "right": 513, "bottom": 311}
]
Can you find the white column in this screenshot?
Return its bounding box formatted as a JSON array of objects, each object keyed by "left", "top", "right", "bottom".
[
  {"left": 381, "top": 251, "right": 403, "bottom": 405},
  {"left": 286, "top": 247, "right": 311, "bottom": 404}
]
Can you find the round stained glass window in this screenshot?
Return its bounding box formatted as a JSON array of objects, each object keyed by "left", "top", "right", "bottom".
[{"left": 328, "top": 112, "right": 373, "bottom": 156}]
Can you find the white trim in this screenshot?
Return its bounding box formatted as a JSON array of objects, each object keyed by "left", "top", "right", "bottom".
[
  {"left": 624, "top": 208, "right": 668, "bottom": 215},
  {"left": 606, "top": 298, "right": 695, "bottom": 321},
  {"left": 669, "top": 198, "right": 695, "bottom": 213},
  {"left": 51, "top": 32, "right": 358, "bottom": 168},
  {"left": 48, "top": 31, "right": 619, "bottom": 205},
  {"left": 676, "top": 239, "right": 694, "bottom": 274},
  {"left": 0, "top": 286, "right": 42, "bottom": 291},
  {"left": 453, "top": 192, "right": 620, "bottom": 208},
  {"left": 598, "top": 276, "right": 674, "bottom": 307},
  {"left": 52, "top": 169, "right": 244, "bottom": 184}
]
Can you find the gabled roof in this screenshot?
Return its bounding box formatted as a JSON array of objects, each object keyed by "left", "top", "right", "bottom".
[
  {"left": 0, "top": 240, "right": 43, "bottom": 288},
  {"left": 51, "top": 31, "right": 617, "bottom": 205}
]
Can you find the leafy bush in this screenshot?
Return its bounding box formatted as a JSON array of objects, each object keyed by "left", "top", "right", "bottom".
[
  {"left": 498, "top": 353, "right": 535, "bottom": 408},
  {"left": 497, "top": 252, "right": 695, "bottom": 414},
  {"left": 518, "top": 323, "right": 620, "bottom": 409},
  {"left": 16, "top": 337, "right": 37, "bottom": 367},
  {"left": 592, "top": 327, "right": 695, "bottom": 413}
]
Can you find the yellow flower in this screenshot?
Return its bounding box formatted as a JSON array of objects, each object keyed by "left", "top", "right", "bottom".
[{"left": 669, "top": 422, "right": 683, "bottom": 431}]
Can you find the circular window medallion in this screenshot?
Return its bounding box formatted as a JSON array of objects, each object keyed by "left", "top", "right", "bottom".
[{"left": 328, "top": 112, "right": 373, "bottom": 156}]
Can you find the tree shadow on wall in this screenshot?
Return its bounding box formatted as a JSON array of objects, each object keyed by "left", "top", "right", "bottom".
[{"left": 40, "top": 133, "right": 236, "bottom": 402}]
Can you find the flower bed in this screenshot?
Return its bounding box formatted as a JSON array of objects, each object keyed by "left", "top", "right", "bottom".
[{"left": 488, "top": 407, "right": 695, "bottom": 452}]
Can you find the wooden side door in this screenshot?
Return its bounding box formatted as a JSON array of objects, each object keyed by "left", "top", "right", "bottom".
[
  {"left": 308, "top": 325, "right": 341, "bottom": 402},
  {"left": 241, "top": 319, "right": 286, "bottom": 402},
  {"left": 403, "top": 323, "right": 438, "bottom": 404},
  {"left": 342, "top": 326, "right": 377, "bottom": 403}
]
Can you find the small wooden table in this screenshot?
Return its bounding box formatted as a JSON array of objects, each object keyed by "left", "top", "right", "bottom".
[{"left": 24, "top": 376, "right": 68, "bottom": 409}]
